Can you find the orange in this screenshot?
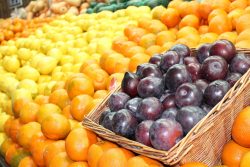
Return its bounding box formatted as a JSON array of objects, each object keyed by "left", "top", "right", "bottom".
[
  {"left": 82, "top": 64, "right": 101, "bottom": 77},
  {"left": 221, "top": 140, "right": 250, "bottom": 166},
  {"left": 229, "top": 0, "right": 247, "bottom": 11},
  {"left": 64, "top": 73, "right": 87, "bottom": 90},
  {"left": 228, "top": 9, "right": 244, "bottom": 29},
  {"left": 67, "top": 76, "right": 94, "bottom": 100},
  {"left": 3, "top": 100, "right": 13, "bottom": 116},
  {"left": 177, "top": 26, "right": 199, "bottom": 39},
  {"left": 168, "top": 0, "right": 183, "bottom": 10},
  {"left": 19, "top": 102, "right": 39, "bottom": 124},
  {"left": 106, "top": 73, "right": 124, "bottom": 91},
  {"left": 49, "top": 89, "right": 70, "bottom": 109},
  {"left": 51, "top": 81, "right": 66, "bottom": 92},
  {"left": 198, "top": 1, "right": 213, "bottom": 19},
  {"left": 41, "top": 113, "right": 71, "bottom": 140},
  {"left": 138, "top": 17, "right": 152, "bottom": 30},
  {"left": 17, "top": 122, "right": 41, "bottom": 149},
  {"left": 208, "top": 9, "right": 228, "bottom": 23},
  {"left": 236, "top": 29, "right": 250, "bottom": 42},
  {"left": 87, "top": 141, "right": 118, "bottom": 167},
  {"left": 129, "top": 53, "right": 150, "bottom": 72},
  {"left": 9, "top": 149, "right": 30, "bottom": 167},
  {"left": 97, "top": 148, "right": 134, "bottom": 167},
  {"left": 176, "top": 35, "right": 200, "bottom": 48},
  {"left": 151, "top": 6, "right": 167, "bottom": 20},
  {"left": 199, "top": 33, "right": 219, "bottom": 44},
  {"left": 112, "top": 37, "right": 132, "bottom": 53},
  {"left": 162, "top": 42, "right": 175, "bottom": 52},
  {"left": 43, "top": 140, "right": 66, "bottom": 166},
  {"left": 30, "top": 134, "right": 53, "bottom": 167},
  {"left": 3, "top": 30, "right": 14, "bottom": 40},
  {"left": 80, "top": 59, "right": 99, "bottom": 73},
  {"left": 124, "top": 46, "right": 145, "bottom": 58},
  {"left": 180, "top": 162, "right": 208, "bottom": 167},
  {"left": 218, "top": 32, "right": 238, "bottom": 43},
  {"left": 236, "top": 14, "right": 250, "bottom": 33},
  {"left": 169, "top": 28, "right": 178, "bottom": 34},
  {"left": 9, "top": 118, "right": 23, "bottom": 142},
  {"left": 13, "top": 98, "right": 32, "bottom": 118},
  {"left": 0, "top": 138, "right": 14, "bottom": 156},
  {"left": 4, "top": 117, "right": 14, "bottom": 136},
  {"left": 156, "top": 31, "right": 176, "bottom": 46},
  {"left": 208, "top": 15, "right": 232, "bottom": 34},
  {"left": 145, "top": 45, "right": 163, "bottom": 56},
  {"left": 245, "top": 6, "right": 250, "bottom": 13},
  {"left": 5, "top": 143, "right": 20, "bottom": 164},
  {"left": 113, "top": 57, "right": 130, "bottom": 73},
  {"left": 104, "top": 53, "right": 124, "bottom": 74},
  {"left": 18, "top": 156, "right": 37, "bottom": 167},
  {"left": 34, "top": 95, "right": 49, "bottom": 105},
  {"left": 91, "top": 98, "right": 103, "bottom": 109},
  {"left": 37, "top": 103, "right": 61, "bottom": 123},
  {"left": 161, "top": 8, "right": 181, "bottom": 28},
  {"left": 86, "top": 69, "right": 109, "bottom": 91},
  {"left": 139, "top": 33, "right": 156, "bottom": 48},
  {"left": 62, "top": 105, "right": 73, "bottom": 119},
  {"left": 127, "top": 155, "right": 163, "bottom": 167},
  {"left": 49, "top": 152, "right": 73, "bottom": 167},
  {"left": 179, "top": 15, "right": 200, "bottom": 29},
  {"left": 240, "top": 151, "right": 250, "bottom": 167},
  {"left": 199, "top": 25, "right": 209, "bottom": 34},
  {"left": 179, "top": 1, "right": 200, "bottom": 18},
  {"left": 100, "top": 50, "right": 115, "bottom": 69},
  {"left": 69, "top": 162, "right": 89, "bottom": 167},
  {"left": 146, "top": 20, "right": 168, "bottom": 34},
  {"left": 175, "top": 38, "right": 191, "bottom": 47},
  {"left": 232, "top": 106, "right": 250, "bottom": 147},
  {"left": 235, "top": 40, "right": 250, "bottom": 48},
  {"left": 127, "top": 27, "right": 148, "bottom": 43},
  {"left": 211, "top": 0, "right": 231, "bottom": 12},
  {"left": 113, "top": 41, "right": 136, "bottom": 55},
  {"left": 70, "top": 95, "right": 94, "bottom": 121},
  {"left": 65, "top": 128, "right": 97, "bottom": 161},
  {"left": 178, "top": 1, "right": 189, "bottom": 17},
  {"left": 93, "top": 90, "right": 108, "bottom": 99},
  {"left": 187, "top": 1, "right": 201, "bottom": 17}
]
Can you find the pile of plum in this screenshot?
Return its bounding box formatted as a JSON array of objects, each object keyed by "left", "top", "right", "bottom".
[{"left": 99, "top": 39, "right": 250, "bottom": 151}]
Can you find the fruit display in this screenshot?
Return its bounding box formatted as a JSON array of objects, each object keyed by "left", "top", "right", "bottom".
[
  {"left": 221, "top": 106, "right": 250, "bottom": 166},
  {"left": 99, "top": 39, "right": 250, "bottom": 151},
  {"left": 0, "top": 6, "right": 166, "bottom": 167},
  {"left": 0, "top": 18, "right": 53, "bottom": 44},
  {"left": 1, "top": 0, "right": 250, "bottom": 166},
  {"left": 25, "top": 0, "right": 91, "bottom": 19},
  {"left": 86, "top": 0, "right": 170, "bottom": 13}
]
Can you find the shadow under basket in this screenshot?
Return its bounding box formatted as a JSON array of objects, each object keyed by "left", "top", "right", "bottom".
[{"left": 83, "top": 49, "right": 250, "bottom": 166}]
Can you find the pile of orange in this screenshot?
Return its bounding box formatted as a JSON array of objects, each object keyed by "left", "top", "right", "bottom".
[
  {"left": 2, "top": 0, "right": 250, "bottom": 167},
  {"left": 0, "top": 17, "right": 54, "bottom": 44},
  {"left": 97, "top": 0, "right": 250, "bottom": 75},
  {"left": 0, "top": 52, "right": 160, "bottom": 167},
  {"left": 220, "top": 106, "right": 250, "bottom": 167},
  {"left": 1, "top": 122, "right": 163, "bottom": 167}
]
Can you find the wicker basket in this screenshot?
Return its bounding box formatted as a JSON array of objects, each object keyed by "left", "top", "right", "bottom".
[{"left": 83, "top": 49, "right": 250, "bottom": 166}]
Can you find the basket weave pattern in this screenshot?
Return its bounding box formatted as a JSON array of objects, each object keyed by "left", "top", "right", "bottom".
[{"left": 83, "top": 49, "right": 250, "bottom": 166}]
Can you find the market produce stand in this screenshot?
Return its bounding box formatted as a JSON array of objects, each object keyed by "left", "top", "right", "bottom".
[{"left": 1, "top": 0, "right": 250, "bottom": 167}]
